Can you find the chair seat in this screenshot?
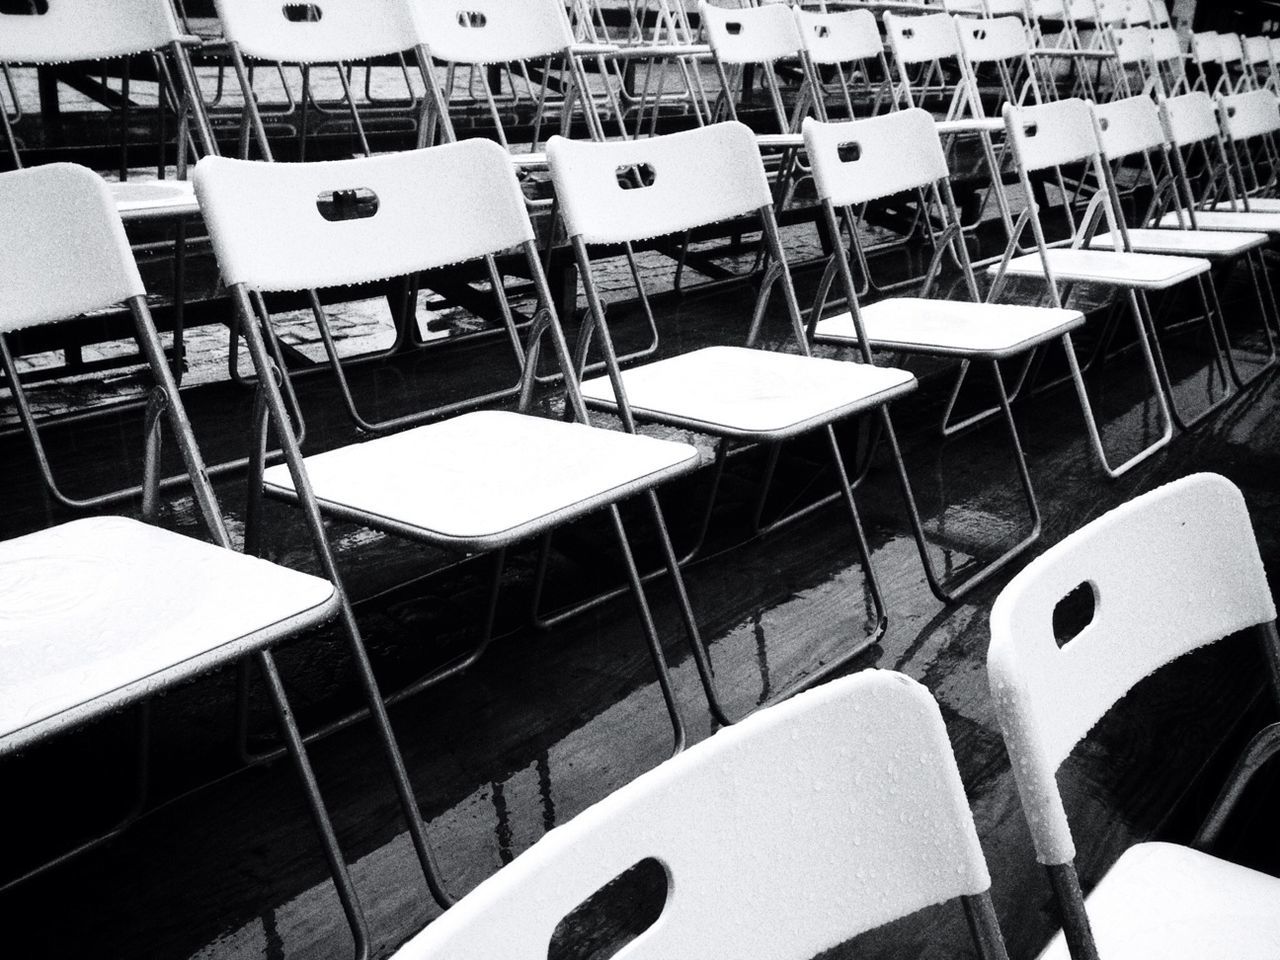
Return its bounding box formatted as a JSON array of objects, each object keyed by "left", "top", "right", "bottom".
[
  {"left": 1213, "top": 197, "right": 1280, "bottom": 212},
  {"left": 107, "top": 180, "right": 200, "bottom": 221},
  {"left": 0, "top": 516, "right": 338, "bottom": 755},
  {"left": 580, "top": 345, "right": 916, "bottom": 440},
  {"left": 1089, "top": 227, "right": 1269, "bottom": 258},
  {"left": 1159, "top": 209, "right": 1280, "bottom": 234},
  {"left": 263, "top": 409, "right": 699, "bottom": 551},
  {"left": 815, "top": 298, "right": 1084, "bottom": 359},
  {"left": 992, "top": 249, "right": 1212, "bottom": 289},
  {"left": 1037, "top": 842, "right": 1280, "bottom": 960}
]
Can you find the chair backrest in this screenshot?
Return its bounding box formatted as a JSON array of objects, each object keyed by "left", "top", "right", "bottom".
[
  {"left": 1161, "top": 90, "right": 1220, "bottom": 146},
  {"left": 883, "top": 12, "right": 960, "bottom": 66},
  {"left": 794, "top": 8, "right": 883, "bottom": 66},
  {"left": 193, "top": 139, "right": 532, "bottom": 293},
  {"left": 988, "top": 473, "right": 1275, "bottom": 866},
  {"left": 1004, "top": 98, "right": 1099, "bottom": 171},
  {"left": 1149, "top": 26, "right": 1184, "bottom": 65},
  {"left": 1244, "top": 35, "right": 1272, "bottom": 69},
  {"left": 213, "top": 0, "right": 419, "bottom": 63},
  {"left": 391, "top": 671, "right": 993, "bottom": 958},
  {"left": 409, "top": 0, "right": 575, "bottom": 64},
  {"left": 547, "top": 122, "right": 772, "bottom": 245},
  {"left": 699, "top": 1, "right": 803, "bottom": 65},
  {"left": 1109, "top": 25, "right": 1152, "bottom": 66},
  {"left": 0, "top": 164, "right": 145, "bottom": 334},
  {"left": 1093, "top": 93, "right": 1165, "bottom": 158},
  {"left": 1218, "top": 32, "right": 1244, "bottom": 68},
  {"left": 1120, "top": 0, "right": 1152, "bottom": 25},
  {"left": 804, "top": 109, "right": 949, "bottom": 207},
  {"left": 1190, "top": 30, "right": 1220, "bottom": 67},
  {"left": 957, "top": 15, "right": 1032, "bottom": 64},
  {"left": 1219, "top": 88, "right": 1280, "bottom": 141},
  {"left": 0, "top": 0, "right": 182, "bottom": 64}
]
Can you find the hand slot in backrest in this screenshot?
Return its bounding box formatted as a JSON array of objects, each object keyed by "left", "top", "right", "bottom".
[
  {"left": 725, "top": 20, "right": 742, "bottom": 35},
  {"left": 616, "top": 162, "right": 657, "bottom": 190},
  {"left": 316, "top": 186, "right": 380, "bottom": 221},
  {"left": 548, "top": 858, "right": 669, "bottom": 959},
  {"left": 457, "top": 10, "right": 487, "bottom": 28},
  {"left": 282, "top": 3, "right": 323, "bottom": 23},
  {"left": 972, "top": 27, "right": 988, "bottom": 41},
  {"left": 902, "top": 26, "right": 915, "bottom": 39},
  {"left": 836, "top": 140, "right": 862, "bottom": 163},
  {"left": 1052, "top": 581, "right": 1098, "bottom": 648},
  {"left": 2, "top": 1, "right": 49, "bottom": 14},
  {"left": 815, "top": 24, "right": 829, "bottom": 39}
]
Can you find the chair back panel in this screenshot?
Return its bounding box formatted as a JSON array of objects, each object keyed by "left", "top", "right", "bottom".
[
  {"left": 1220, "top": 89, "right": 1280, "bottom": 141},
  {"left": 0, "top": 0, "right": 181, "bottom": 63},
  {"left": 1109, "top": 26, "right": 1152, "bottom": 65},
  {"left": 1190, "top": 30, "right": 1220, "bottom": 66},
  {"left": 392, "top": 672, "right": 991, "bottom": 959},
  {"left": 213, "top": 0, "right": 418, "bottom": 62},
  {"left": 795, "top": 8, "right": 883, "bottom": 66},
  {"left": 957, "top": 15, "right": 1030, "bottom": 64},
  {"left": 1162, "top": 91, "right": 1220, "bottom": 146},
  {"left": 1150, "top": 26, "right": 1183, "bottom": 65},
  {"left": 1094, "top": 94, "right": 1165, "bottom": 158},
  {"left": 804, "top": 110, "right": 948, "bottom": 207},
  {"left": 988, "top": 473, "right": 1275, "bottom": 865},
  {"left": 194, "top": 139, "right": 533, "bottom": 292},
  {"left": 0, "top": 164, "right": 145, "bottom": 333},
  {"left": 883, "top": 12, "right": 960, "bottom": 65},
  {"left": 1005, "top": 98, "right": 1098, "bottom": 171},
  {"left": 547, "top": 122, "right": 772, "bottom": 245},
  {"left": 410, "top": 0, "right": 574, "bottom": 64},
  {"left": 1218, "top": 32, "right": 1244, "bottom": 66},
  {"left": 1244, "top": 35, "right": 1272, "bottom": 67},
  {"left": 700, "top": 2, "right": 803, "bottom": 65}
]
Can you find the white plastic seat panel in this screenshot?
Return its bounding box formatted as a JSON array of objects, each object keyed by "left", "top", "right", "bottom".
[
  {"left": 1159, "top": 209, "right": 1280, "bottom": 234},
  {"left": 815, "top": 298, "right": 1084, "bottom": 359},
  {"left": 108, "top": 180, "right": 200, "bottom": 221},
  {"left": 991, "top": 249, "right": 1212, "bottom": 288},
  {"left": 1213, "top": 197, "right": 1280, "bottom": 212},
  {"left": 262, "top": 410, "right": 699, "bottom": 551},
  {"left": 1088, "top": 227, "right": 1269, "bottom": 257},
  {"left": 0, "top": 517, "right": 339, "bottom": 755},
  {"left": 579, "top": 345, "right": 916, "bottom": 441},
  {"left": 1037, "top": 842, "right": 1280, "bottom": 960}
]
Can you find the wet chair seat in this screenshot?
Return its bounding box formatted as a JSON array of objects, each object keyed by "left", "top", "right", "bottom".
[
  {"left": 107, "top": 180, "right": 201, "bottom": 222},
  {"left": 579, "top": 346, "right": 916, "bottom": 441},
  {"left": 991, "top": 248, "right": 1212, "bottom": 289},
  {"left": 1158, "top": 209, "right": 1280, "bottom": 233},
  {"left": 816, "top": 299, "right": 1084, "bottom": 360},
  {"left": 262, "top": 409, "right": 699, "bottom": 551},
  {"left": 1036, "top": 842, "right": 1280, "bottom": 959},
  {"left": 0, "top": 516, "right": 339, "bottom": 755},
  {"left": 1087, "top": 227, "right": 1269, "bottom": 257}
]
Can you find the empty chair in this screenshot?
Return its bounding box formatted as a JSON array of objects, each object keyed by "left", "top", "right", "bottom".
[
  {"left": 989, "top": 472, "right": 1280, "bottom": 959},
  {"left": 993, "top": 97, "right": 1215, "bottom": 475},
  {"left": 699, "top": 1, "right": 807, "bottom": 133},
  {"left": 547, "top": 122, "right": 916, "bottom": 720},
  {"left": 194, "top": 138, "right": 703, "bottom": 901},
  {"left": 0, "top": 162, "right": 379, "bottom": 955},
  {"left": 803, "top": 108, "right": 1084, "bottom": 600},
  {"left": 793, "top": 7, "right": 895, "bottom": 121},
  {"left": 390, "top": 670, "right": 1010, "bottom": 960}
]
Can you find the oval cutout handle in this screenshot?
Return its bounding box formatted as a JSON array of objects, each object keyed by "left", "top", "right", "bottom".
[
  {"left": 837, "top": 140, "right": 862, "bottom": 163},
  {"left": 316, "top": 187, "right": 380, "bottom": 221},
  {"left": 616, "top": 162, "right": 657, "bottom": 190},
  {"left": 457, "top": 10, "right": 487, "bottom": 28},
  {"left": 283, "top": 3, "right": 323, "bottom": 23},
  {"left": 725, "top": 20, "right": 743, "bottom": 36},
  {"left": 1052, "top": 581, "right": 1098, "bottom": 648}
]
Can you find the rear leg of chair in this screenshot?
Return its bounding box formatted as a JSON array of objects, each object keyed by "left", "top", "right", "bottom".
[
  {"left": 1219, "top": 250, "right": 1279, "bottom": 389},
  {"left": 940, "top": 350, "right": 1038, "bottom": 438},
  {"left": 879, "top": 363, "right": 1041, "bottom": 604},
  {"left": 256, "top": 649, "right": 372, "bottom": 959},
  {"left": 1045, "top": 861, "right": 1102, "bottom": 960},
  {"left": 962, "top": 891, "right": 1013, "bottom": 960},
  {"left": 1064, "top": 298, "right": 1174, "bottom": 478}
]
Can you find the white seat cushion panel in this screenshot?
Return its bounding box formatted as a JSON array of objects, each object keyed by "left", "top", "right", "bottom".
[
  {"left": 263, "top": 410, "right": 699, "bottom": 550},
  {"left": 1159, "top": 209, "right": 1280, "bottom": 234},
  {"left": 1213, "top": 197, "right": 1280, "bottom": 212},
  {"left": 580, "top": 345, "right": 916, "bottom": 440},
  {"left": 107, "top": 180, "right": 200, "bottom": 221},
  {"left": 0, "top": 516, "right": 338, "bottom": 753},
  {"left": 1037, "top": 842, "right": 1280, "bottom": 960},
  {"left": 1089, "top": 227, "right": 1268, "bottom": 257},
  {"left": 991, "top": 249, "right": 1211, "bottom": 288},
  {"left": 815, "top": 298, "right": 1084, "bottom": 359}
]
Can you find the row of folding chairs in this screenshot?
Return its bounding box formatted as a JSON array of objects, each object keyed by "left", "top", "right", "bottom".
[{"left": 5, "top": 83, "right": 1280, "bottom": 942}]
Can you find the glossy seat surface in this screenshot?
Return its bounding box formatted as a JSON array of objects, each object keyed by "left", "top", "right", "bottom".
[
  {"left": 1160, "top": 209, "right": 1280, "bottom": 234},
  {"left": 1089, "top": 227, "right": 1269, "bottom": 257},
  {"left": 580, "top": 345, "right": 916, "bottom": 440},
  {"left": 815, "top": 298, "right": 1084, "bottom": 359},
  {"left": 1037, "top": 842, "right": 1280, "bottom": 960},
  {"left": 993, "top": 248, "right": 1212, "bottom": 288},
  {"left": 0, "top": 516, "right": 338, "bottom": 754},
  {"left": 263, "top": 410, "right": 700, "bottom": 550},
  {"left": 107, "top": 179, "right": 200, "bottom": 221}
]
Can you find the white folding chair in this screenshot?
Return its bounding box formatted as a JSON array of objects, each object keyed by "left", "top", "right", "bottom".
[
  {"left": 547, "top": 121, "right": 916, "bottom": 720},
  {"left": 804, "top": 108, "right": 1085, "bottom": 600},
  {"left": 989, "top": 472, "right": 1280, "bottom": 960},
  {"left": 390, "top": 670, "right": 1011, "bottom": 960},
  {"left": 0, "top": 161, "right": 377, "bottom": 954},
  {"left": 793, "top": 7, "right": 895, "bottom": 121},
  {"left": 195, "top": 139, "right": 703, "bottom": 900},
  {"left": 993, "top": 97, "right": 1227, "bottom": 471}
]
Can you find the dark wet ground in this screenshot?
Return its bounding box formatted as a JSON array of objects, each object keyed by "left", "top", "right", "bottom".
[{"left": 2, "top": 207, "right": 1279, "bottom": 960}]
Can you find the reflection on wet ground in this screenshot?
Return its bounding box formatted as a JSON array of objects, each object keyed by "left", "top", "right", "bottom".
[{"left": 1, "top": 227, "right": 1278, "bottom": 960}]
